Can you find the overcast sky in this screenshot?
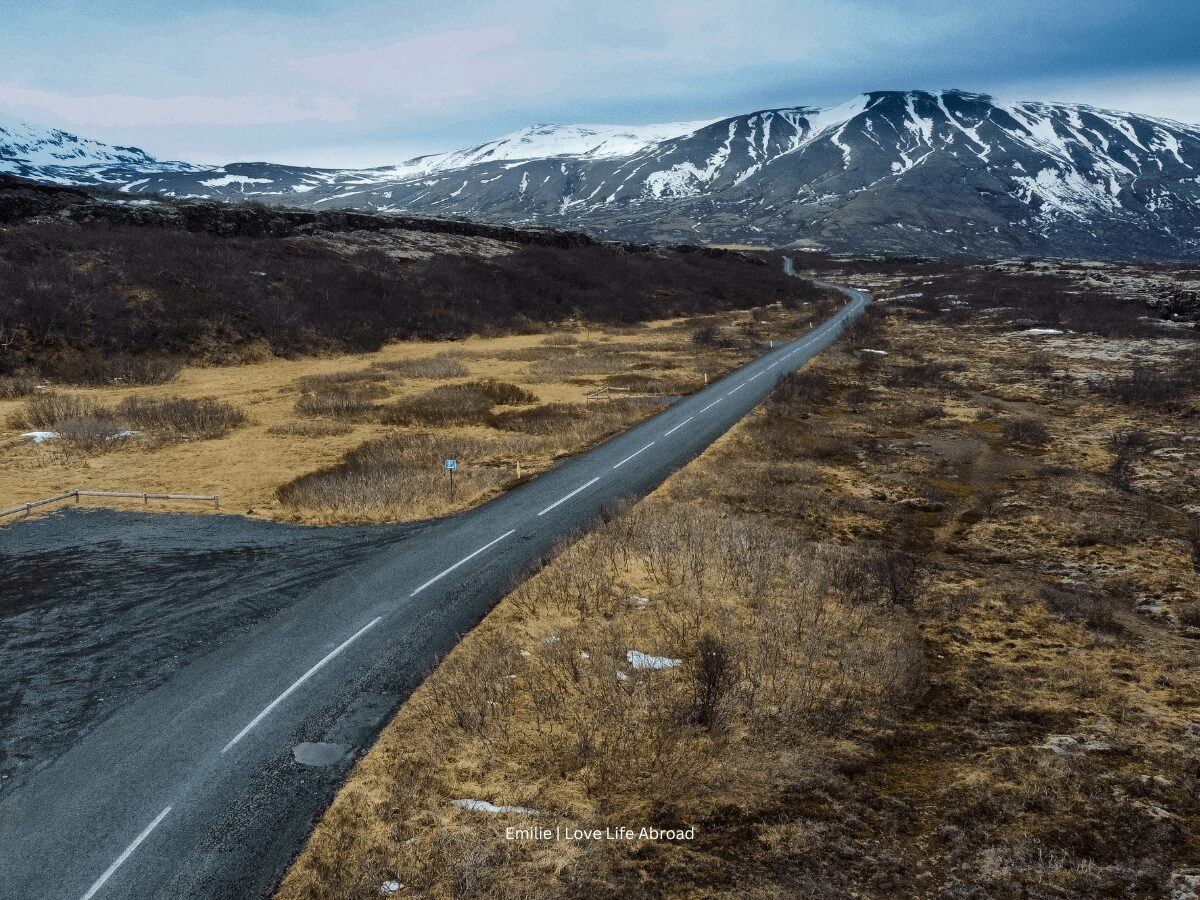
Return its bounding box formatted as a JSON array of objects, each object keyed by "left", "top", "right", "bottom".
[{"left": 4, "top": 0, "right": 1199, "bottom": 167}]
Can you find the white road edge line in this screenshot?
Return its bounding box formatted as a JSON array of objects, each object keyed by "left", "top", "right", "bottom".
[
  {"left": 663, "top": 416, "right": 694, "bottom": 437},
  {"left": 409, "top": 529, "right": 516, "bottom": 597},
  {"left": 538, "top": 477, "right": 601, "bottom": 516},
  {"left": 221, "top": 617, "right": 382, "bottom": 753},
  {"left": 80, "top": 806, "right": 172, "bottom": 900},
  {"left": 613, "top": 441, "right": 655, "bottom": 469}
]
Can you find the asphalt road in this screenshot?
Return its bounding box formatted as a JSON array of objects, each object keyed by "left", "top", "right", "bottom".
[{"left": 0, "top": 280, "right": 868, "bottom": 900}]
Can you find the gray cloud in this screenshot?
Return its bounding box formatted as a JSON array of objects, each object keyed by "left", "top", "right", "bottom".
[{"left": 2, "top": 0, "right": 1197, "bottom": 166}]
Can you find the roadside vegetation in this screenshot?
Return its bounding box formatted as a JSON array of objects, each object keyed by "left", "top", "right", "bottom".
[
  {"left": 6, "top": 392, "right": 246, "bottom": 451},
  {"left": 278, "top": 266, "right": 1200, "bottom": 899},
  {"left": 1, "top": 301, "right": 812, "bottom": 521},
  {"left": 0, "top": 210, "right": 826, "bottom": 383}
]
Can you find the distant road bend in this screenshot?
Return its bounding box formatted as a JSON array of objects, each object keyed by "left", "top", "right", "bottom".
[{"left": 0, "top": 275, "right": 869, "bottom": 900}]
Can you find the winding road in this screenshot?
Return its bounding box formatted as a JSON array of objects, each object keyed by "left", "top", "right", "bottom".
[{"left": 0, "top": 279, "right": 868, "bottom": 900}]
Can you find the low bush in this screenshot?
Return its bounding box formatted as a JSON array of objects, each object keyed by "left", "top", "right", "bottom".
[
  {"left": 0, "top": 375, "right": 37, "bottom": 399},
  {"left": 1096, "top": 366, "right": 1194, "bottom": 411},
  {"left": 54, "top": 415, "right": 131, "bottom": 450},
  {"left": 8, "top": 393, "right": 100, "bottom": 430},
  {"left": 894, "top": 361, "right": 949, "bottom": 388},
  {"left": 488, "top": 402, "right": 581, "bottom": 435},
  {"left": 294, "top": 382, "right": 389, "bottom": 420},
  {"left": 490, "top": 400, "right": 661, "bottom": 448},
  {"left": 380, "top": 384, "right": 495, "bottom": 426},
  {"left": 769, "top": 370, "right": 830, "bottom": 411},
  {"left": 372, "top": 354, "right": 468, "bottom": 379},
  {"left": 114, "top": 395, "right": 247, "bottom": 439},
  {"left": 1003, "top": 417, "right": 1052, "bottom": 446},
  {"left": 276, "top": 431, "right": 536, "bottom": 517},
  {"left": 460, "top": 379, "right": 536, "bottom": 406}
]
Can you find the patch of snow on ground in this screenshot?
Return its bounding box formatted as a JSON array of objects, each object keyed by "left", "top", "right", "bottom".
[
  {"left": 22, "top": 431, "right": 59, "bottom": 443},
  {"left": 1018, "top": 328, "right": 1065, "bottom": 335},
  {"left": 452, "top": 799, "right": 536, "bottom": 814},
  {"left": 1039, "top": 735, "right": 1113, "bottom": 755},
  {"left": 380, "top": 881, "right": 402, "bottom": 894},
  {"left": 627, "top": 650, "right": 681, "bottom": 670},
  {"left": 862, "top": 349, "right": 888, "bottom": 355}
]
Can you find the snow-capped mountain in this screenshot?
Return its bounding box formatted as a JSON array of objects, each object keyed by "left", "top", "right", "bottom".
[
  {"left": 0, "top": 114, "right": 198, "bottom": 181},
  {"left": 4, "top": 90, "right": 1200, "bottom": 259}
]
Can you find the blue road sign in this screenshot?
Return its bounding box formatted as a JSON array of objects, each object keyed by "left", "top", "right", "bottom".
[{"left": 445, "top": 458, "right": 457, "bottom": 471}]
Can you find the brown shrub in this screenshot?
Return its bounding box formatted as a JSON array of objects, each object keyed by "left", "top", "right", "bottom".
[
  {"left": 1096, "top": 366, "right": 1194, "bottom": 410},
  {"left": 294, "top": 385, "right": 387, "bottom": 420},
  {"left": 1003, "top": 417, "right": 1052, "bottom": 446},
  {"left": 769, "top": 370, "right": 830, "bottom": 410},
  {"left": 460, "top": 379, "right": 536, "bottom": 406},
  {"left": 277, "top": 431, "right": 535, "bottom": 516},
  {"left": 0, "top": 375, "right": 38, "bottom": 399},
  {"left": 53, "top": 415, "right": 132, "bottom": 451},
  {"left": 114, "top": 395, "right": 248, "bottom": 439},
  {"left": 372, "top": 353, "right": 469, "bottom": 379},
  {"left": 8, "top": 393, "right": 101, "bottom": 430},
  {"left": 380, "top": 384, "right": 495, "bottom": 426}
]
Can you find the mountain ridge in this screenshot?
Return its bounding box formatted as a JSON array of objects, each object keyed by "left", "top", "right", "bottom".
[{"left": 4, "top": 89, "right": 1199, "bottom": 260}]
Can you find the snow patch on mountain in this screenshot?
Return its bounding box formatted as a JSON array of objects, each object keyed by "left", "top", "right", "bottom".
[
  {"left": 198, "top": 173, "right": 274, "bottom": 188},
  {"left": 369, "top": 120, "right": 717, "bottom": 184}
]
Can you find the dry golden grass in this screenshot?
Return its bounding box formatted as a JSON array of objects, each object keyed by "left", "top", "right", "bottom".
[
  {"left": 277, "top": 299, "right": 1200, "bottom": 899},
  {"left": 1, "top": 308, "right": 792, "bottom": 523}
]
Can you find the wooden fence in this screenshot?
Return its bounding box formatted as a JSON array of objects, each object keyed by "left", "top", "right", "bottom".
[
  {"left": 585, "top": 386, "right": 632, "bottom": 402},
  {"left": 0, "top": 489, "right": 220, "bottom": 521}
]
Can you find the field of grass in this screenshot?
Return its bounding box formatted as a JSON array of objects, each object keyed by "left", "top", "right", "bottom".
[
  {"left": 0, "top": 303, "right": 822, "bottom": 523},
  {"left": 275, "top": 276, "right": 1200, "bottom": 898}
]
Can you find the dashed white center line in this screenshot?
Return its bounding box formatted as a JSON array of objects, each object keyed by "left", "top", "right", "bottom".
[
  {"left": 613, "top": 441, "right": 655, "bottom": 469},
  {"left": 410, "top": 529, "right": 516, "bottom": 597},
  {"left": 747, "top": 371, "right": 764, "bottom": 381},
  {"left": 80, "top": 806, "right": 172, "bottom": 900},
  {"left": 663, "top": 415, "right": 694, "bottom": 437},
  {"left": 699, "top": 398, "right": 722, "bottom": 413},
  {"left": 726, "top": 383, "right": 747, "bottom": 396},
  {"left": 538, "top": 477, "right": 601, "bottom": 516},
  {"left": 221, "top": 616, "right": 382, "bottom": 753}
]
